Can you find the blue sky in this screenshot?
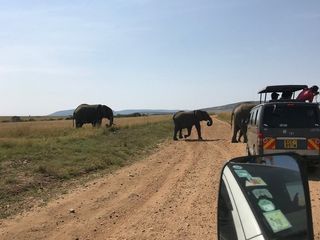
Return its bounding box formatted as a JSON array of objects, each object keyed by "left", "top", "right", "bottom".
[{"left": 0, "top": 0, "right": 319, "bottom": 115}]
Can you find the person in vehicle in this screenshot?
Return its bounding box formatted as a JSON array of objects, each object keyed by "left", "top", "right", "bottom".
[
  {"left": 270, "top": 92, "right": 279, "bottom": 101},
  {"left": 296, "top": 85, "right": 319, "bottom": 102},
  {"left": 280, "top": 91, "right": 292, "bottom": 100}
]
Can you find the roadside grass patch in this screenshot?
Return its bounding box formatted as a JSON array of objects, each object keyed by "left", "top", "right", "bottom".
[
  {"left": 0, "top": 119, "right": 172, "bottom": 218},
  {"left": 217, "top": 112, "right": 231, "bottom": 124}
]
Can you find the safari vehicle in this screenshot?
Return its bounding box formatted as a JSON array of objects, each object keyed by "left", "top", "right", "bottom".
[
  {"left": 246, "top": 85, "right": 320, "bottom": 167},
  {"left": 217, "top": 153, "right": 314, "bottom": 240}
]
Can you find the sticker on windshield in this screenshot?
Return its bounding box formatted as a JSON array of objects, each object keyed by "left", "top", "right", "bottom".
[
  {"left": 263, "top": 210, "right": 292, "bottom": 233},
  {"left": 252, "top": 189, "right": 273, "bottom": 199},
  {"left": 258, "top": 199, "right": 275, "bottom": 212},
  {"left": 232, "top": 165, "right": 243, "bottom": 170},
  {"left": 245, "top": 177, "right": 267, "bottom": 187},
  {"left": 234, "top": 169, "right": 252, "bottom": 179}
]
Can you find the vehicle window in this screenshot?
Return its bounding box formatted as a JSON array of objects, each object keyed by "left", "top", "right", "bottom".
[
  {"left": 254, "top": 109, "right": 258, "bottom": 125},
  {"left": 255, "top": 108, "right": 261, "bottom": 126},
  {"left": 251, "top": 110, "right": 255, "bottom": 125},
  {"left": 263, "top": 104, "right": 320, "bottom": 128},
  {"left": 229, "top": 163, "right": 308, "bottom": 239},
  {"left": 250, "top": 111, "right": 255, "bottom": 125},
  {"left": 248, "top": 112, "right": 252, "bottom": 125},
  {"left": 218, "top": 180, "right": 238, "bottom": 240}
]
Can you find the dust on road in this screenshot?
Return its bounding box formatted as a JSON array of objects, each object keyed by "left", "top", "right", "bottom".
[{"left": 0, "top": 118, "right": 319, "bottom": 240}]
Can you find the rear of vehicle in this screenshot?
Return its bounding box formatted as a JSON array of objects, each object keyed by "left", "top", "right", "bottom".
[{"left": 247, "top": 102, "right": 320, "bottom": 167}]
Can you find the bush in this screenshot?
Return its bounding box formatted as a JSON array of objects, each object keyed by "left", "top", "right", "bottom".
[{"left": 11, "top": 116, "right": 22, "bottom": 122}]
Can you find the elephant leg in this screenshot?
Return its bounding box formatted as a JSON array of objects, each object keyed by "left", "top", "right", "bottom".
[
  {"left": 242, "top": 125, "right": 248, "bottom": 143},
  {"left": 173, "top": 126, "right": 179, "bottom": 140},
  {"left": 238, "top": 129, "right": 248, "bottom": 143},
  {"left": 184, "top": 127, "right": 192, "bottom": 138},
  {"left": 243, "top": 133, "right": 248, "bottom": 143},
  {"left": 238, "top": 130, "right": 243, "bottom": 142},
  {"left": 76, "top": 121, "right": 82, "bottom": 128},
  {"left": 179, "top": 129, "right": 183, "bottom": 139},
  {"left": 231, "top": 126, "right": 239, "bottom": 143},
  {"left": 195, "top": 123, "right": 202, "bottom": 140}
]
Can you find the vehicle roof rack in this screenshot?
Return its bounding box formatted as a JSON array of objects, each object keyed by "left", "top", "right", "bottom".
[
  {"left": 258, "top": 85, "right": 308, "bottom": 103},
  {"left": 258, "top": 85, "right": 307, "bottom": 94}
]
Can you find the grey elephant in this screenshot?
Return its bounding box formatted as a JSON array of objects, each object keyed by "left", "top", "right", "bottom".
[
  {"left": 173, "top": 110, "right": 213, "bottom": 140},
  {"left": 73, "top": 104, "right": 114, "bottom": 128},
  {"left": 231, "top": 103, "right": 256, "bottom": 143},
  {"left": 237, "top": 118, "right": 249, "bottom": 143}
]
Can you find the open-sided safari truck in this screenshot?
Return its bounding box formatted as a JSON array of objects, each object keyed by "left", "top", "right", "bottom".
[
  {"left": 246, "top": 85, "right": 320, "bottom": 168},
  {"left": 257, "top": 85, "right": 308, "bottom": 103}
]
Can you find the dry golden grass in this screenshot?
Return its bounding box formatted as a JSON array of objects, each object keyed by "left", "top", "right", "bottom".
[
  {"left": 0, "top": 115, "right": 171, "bottom": 138},
  {"left": 0, "top": 115, "right": 173, "bottom": 218},
  {"left": 217, "top": 112, "right": 232, "bottom": 124},
  {"left": 114, "top": 115, "right": 171, "bottom": 127}
]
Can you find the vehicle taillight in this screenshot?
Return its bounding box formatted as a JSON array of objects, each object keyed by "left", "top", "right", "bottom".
[
  {"left": 314, "top": 138, "right": 320, "bottom": 154},
  {"left": 307, "top": 138, "right": 320, "bottom": 152}
]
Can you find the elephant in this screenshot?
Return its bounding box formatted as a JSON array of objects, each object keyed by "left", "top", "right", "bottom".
[
  {"left": 73, "top": 104, "right": 114, "bottom": 128},
  {"left": 237, "top": 118, "right": 248, "bottom": 143},
  {"left": 231, "top": 103, "right": 256, "bottom": 143},
  {"left": 173, "top": 110, "right": 213, "bottom": 140}
]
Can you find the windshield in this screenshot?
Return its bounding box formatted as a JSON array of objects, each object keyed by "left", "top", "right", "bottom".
[
  {"left": 262, "top": 104, "right": 320, "bottom": 128},
  {"left": 229, "top": 163, "right": 308, "bottom": 239}
]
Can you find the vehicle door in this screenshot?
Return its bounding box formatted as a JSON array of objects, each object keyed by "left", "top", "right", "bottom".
[{"left": 247, "top": 107, "right": 260, "bottom": 155}]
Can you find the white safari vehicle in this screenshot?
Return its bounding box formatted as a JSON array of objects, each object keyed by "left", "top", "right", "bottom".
[
  {"left": 246, "top": 85, "right": 320, "bottom": 168},
  {"left": 217, "top": 153, "right": 313, "bottom": 240}
]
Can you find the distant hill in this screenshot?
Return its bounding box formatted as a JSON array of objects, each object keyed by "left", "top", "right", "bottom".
[
  {"left": 49, "top": 109, "right": 181, "bottom": 117},
  {"left": 49, "top": 102, "right": 259, "bottom": 117},
  {"left": 50, "top": 109, "right": 74, "bottom": 117},
  {"left": 115, "top": 109, "right": 180, "bottom": 115},
  {"left": 202, "top": 101, "right": 259, "bottom": 113}
]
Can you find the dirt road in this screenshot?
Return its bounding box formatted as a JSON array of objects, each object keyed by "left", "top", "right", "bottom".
[{"left": 0, "top": 118, "right": 319, "bottom": 239}]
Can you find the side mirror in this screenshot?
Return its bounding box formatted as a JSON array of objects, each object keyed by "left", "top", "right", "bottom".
[{"left": 217, "top": 153, "right": 313, "bottom": 240}]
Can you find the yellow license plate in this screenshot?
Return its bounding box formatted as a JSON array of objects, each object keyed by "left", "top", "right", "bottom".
[{"left": 284, "top": 139, "right": 298, "bottom": 149}]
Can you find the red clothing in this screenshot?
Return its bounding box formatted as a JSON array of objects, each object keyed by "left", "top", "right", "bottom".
[{"left": 297, "top": 88, "right": 316, "bottom": 102}]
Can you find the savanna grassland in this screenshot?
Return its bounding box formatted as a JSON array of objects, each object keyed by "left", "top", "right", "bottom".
[
  {"left": 216, "top": 112, "right": 231, "bottom": 124},
  {"left": 0, "top": 115, "right": 248, "bottom": 240},
  {"left": 0, "top": 115, "right": 172, "bottom": 218}
]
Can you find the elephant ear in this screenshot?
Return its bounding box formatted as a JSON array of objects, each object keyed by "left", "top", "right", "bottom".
[{"left": 194, "top": 110, "right": 202, "bottom": 120}]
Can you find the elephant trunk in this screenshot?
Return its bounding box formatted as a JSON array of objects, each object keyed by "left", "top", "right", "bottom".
[
  {"left": 109, "top": 116, "right": 114, "bottom": 126},
  {"left": 104, "top": 107, "right": 114, "bottom": 127},
  {"left": 207, "top": 117, "right": 213, "bottom": 126}
]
